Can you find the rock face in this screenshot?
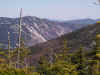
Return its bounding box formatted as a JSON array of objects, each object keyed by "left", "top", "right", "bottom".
[
  {"left": 30, "top": 23, "right": 100, "bottom": 57},
  {"left": 0, "top": 16, "right": 96, "bottom": 48}
]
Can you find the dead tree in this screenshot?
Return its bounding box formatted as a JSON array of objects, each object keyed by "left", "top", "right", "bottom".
[{"left": 17, "top": 8, "right": 22, "bottom": 68}]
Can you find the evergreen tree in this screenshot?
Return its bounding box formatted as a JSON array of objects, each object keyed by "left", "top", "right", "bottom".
[{"left": 72, "top": 45, "right": 88, "bottom": 75}]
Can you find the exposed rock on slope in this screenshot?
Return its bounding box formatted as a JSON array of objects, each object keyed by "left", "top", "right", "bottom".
[{"left": 0, "top": 16, "right": 96, "bottom": 48}]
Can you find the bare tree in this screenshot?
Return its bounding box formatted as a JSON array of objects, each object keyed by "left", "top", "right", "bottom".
[
  {"left": 17, "top": 8, "right": 22, "bottom": 68},
  {"left": 8, "top": 32, "right": 11, "bottom": 68}
]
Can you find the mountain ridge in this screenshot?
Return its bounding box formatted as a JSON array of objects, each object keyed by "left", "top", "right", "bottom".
[
  {"left": 30, "top": 23, "right": 100, "bottom": 61},
  {"left": 0, "top": 16, "right": 97, "bottom": 48}
]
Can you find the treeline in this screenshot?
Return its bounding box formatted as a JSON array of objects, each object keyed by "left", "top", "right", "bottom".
[{"left": 0, "top": 34, "right": 100, "bottom": 75}]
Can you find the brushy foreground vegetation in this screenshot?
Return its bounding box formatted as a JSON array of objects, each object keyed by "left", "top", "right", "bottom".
[{"left": 0, "top": 34, "right": 100, "bottom": 75}]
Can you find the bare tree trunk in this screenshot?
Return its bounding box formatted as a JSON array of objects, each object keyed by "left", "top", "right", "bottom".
[
  {"left": 8, "top": 32, "right": 11, "bottom": 68},
  {"left": 17, "top": 8, "right": 22, "bottom": 68}
]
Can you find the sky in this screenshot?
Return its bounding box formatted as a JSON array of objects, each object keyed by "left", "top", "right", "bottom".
[{"left": 0, "top": 0, "right": 100, "bottom": 20}]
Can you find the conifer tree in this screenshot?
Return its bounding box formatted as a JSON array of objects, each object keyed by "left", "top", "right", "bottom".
[
  {"left": 94, "top": 34, "right": 100, "bottom": 74},
  {"left": 88, "top": 34, "right": 100, "bottom": 75},
  {"left": 95, "top": 34, "right": 100, "bottom": 58},
  {"left": 75, "top": 45, "right": 87, "bottom": 75}
]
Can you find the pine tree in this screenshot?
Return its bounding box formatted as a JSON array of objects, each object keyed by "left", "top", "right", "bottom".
[
  {"left": 94, "top": 34, "right": 100, "bottom": 74},
  {"left": 77, "top": 46, "right": 87, "bottom": 75},
  {"left": 88, "top": 34, "right": 100, "bottom": 75},
  {"left": 95, "top": 34, "right": 100, "bottom": 58}
]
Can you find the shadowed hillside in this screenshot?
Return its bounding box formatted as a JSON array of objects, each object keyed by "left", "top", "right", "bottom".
[{"left": 30, "top": 23, "right": 100, "bottom": 59}]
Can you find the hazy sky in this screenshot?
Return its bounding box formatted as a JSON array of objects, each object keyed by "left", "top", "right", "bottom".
[{"left": 0, "top": 0, "right": 99, "bottom": 20}]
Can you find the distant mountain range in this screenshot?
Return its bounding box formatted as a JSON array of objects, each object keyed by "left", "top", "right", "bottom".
[
  {"left": 30, "top": 23, "right": 100, "bottom": 61},
  {"left": 0, "top": 16, "right": 97, "bottom": 48}
]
